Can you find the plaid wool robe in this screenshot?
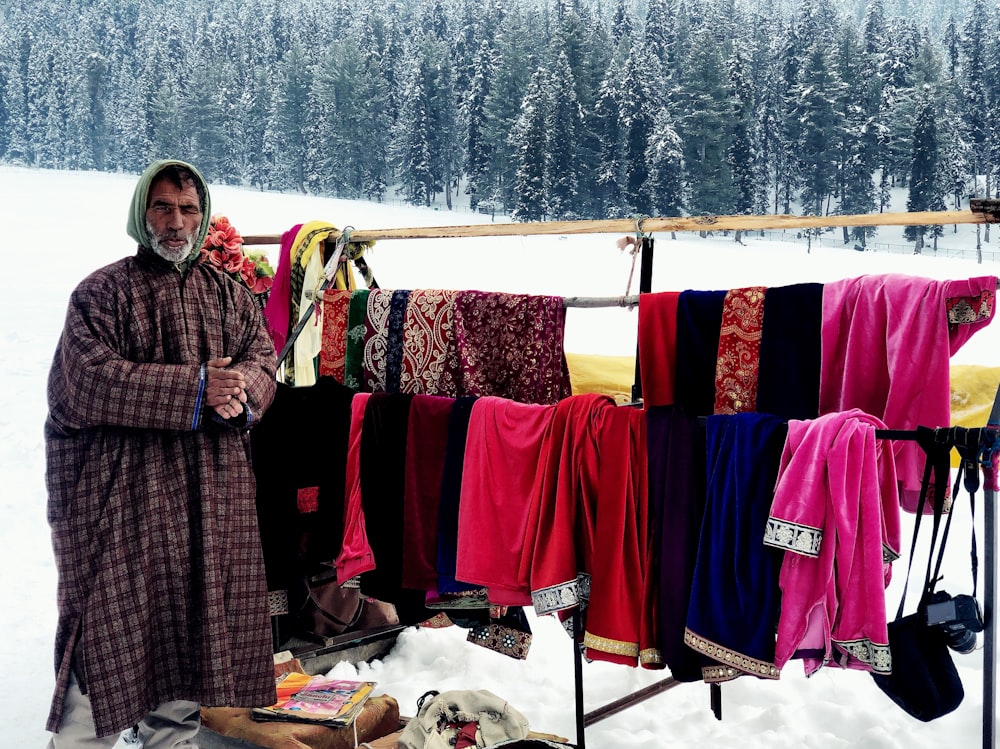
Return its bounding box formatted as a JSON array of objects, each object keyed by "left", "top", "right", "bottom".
[{"left": 45, "top": 246, "right": 278, "bottom": 737}]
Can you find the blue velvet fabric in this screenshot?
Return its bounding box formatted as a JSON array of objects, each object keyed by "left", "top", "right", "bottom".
[
  {"left": 757, "top": 282, "right": 823, "bottom": 421},
  {"left": 685, "top": 412, "right": 787, "bottom": 678}
]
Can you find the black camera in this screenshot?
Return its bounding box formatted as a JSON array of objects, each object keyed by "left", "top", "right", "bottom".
[{"left": 924, "top": 591, "right": 984, "bottom": 654}]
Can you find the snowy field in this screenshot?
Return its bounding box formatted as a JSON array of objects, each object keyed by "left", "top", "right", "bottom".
[{"left": 1, "top": 165, "right": 997, "bottom": 748}]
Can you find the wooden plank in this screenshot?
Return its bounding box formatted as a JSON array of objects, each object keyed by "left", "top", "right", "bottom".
[{"left": 242, "top": 208, "right": 990, "bottom": 246}]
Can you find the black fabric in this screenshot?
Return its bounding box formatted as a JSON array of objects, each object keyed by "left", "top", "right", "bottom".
[
  {"left": 673, "top": 290, "right": 726, "bottom": 416},
  {"left": 646, "top": 405, "right": 710, "bottom": 682},
  {"left": 756, "top": 282, "right": 823, "bottom": 420},
  {"left": 251, "top": 377, "right": 355, "bottom": 591},
  {"left": 436, "top": 396, "right": 481, "bottom": 594},
  {"left": 358, "top": 393, "right": 432, "bottom": 625}
]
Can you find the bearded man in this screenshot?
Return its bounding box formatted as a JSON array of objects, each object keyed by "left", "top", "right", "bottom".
[{"left": 44, "top": 160, "right": 278, "bottom": 748}]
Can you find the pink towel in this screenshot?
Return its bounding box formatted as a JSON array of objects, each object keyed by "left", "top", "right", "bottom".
[
  {"left": 765, "top": 409, "right": 900, "bottom": 675},
  {"left": 820, "top": 274, "right": 995, "bottom": 511}
]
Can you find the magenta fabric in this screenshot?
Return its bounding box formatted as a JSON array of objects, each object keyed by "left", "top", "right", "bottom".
[
  {"left": 453, "top": 291, "right": 572, "bottom": 405},
  {"left": 261, "top": 223, "right": 303, "bottom": 354},
  {"left": 456, "top": 396, "right": 555, "bottom": 606},
  {"left": 401, "top": 394, "right": 455, "bottom": 591},
  {"left": 765, "top": 409, "right": 901, "bottom": 676},
  {"left": 820, "top": 274, "right": 996, "bottom": 511},
  {"left": 334, "top": 393, "right": 375, "bottom": 584}
]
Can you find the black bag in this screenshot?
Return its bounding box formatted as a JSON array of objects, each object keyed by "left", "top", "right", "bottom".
[
  {"left": 871, "top": 610, "right": 963, "bottom": 721},
  {"left": 870, "top": 428, "right": 965, "bottom": 721}
]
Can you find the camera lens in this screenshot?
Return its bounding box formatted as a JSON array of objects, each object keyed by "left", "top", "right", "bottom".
[{"left": 947, "top": 627, "right": 978, "bottom": 654}]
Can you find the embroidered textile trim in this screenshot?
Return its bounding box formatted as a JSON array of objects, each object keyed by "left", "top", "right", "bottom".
[
  {"left": 684, "top": 628, "right": 780, "bottom": 681},
  {"left": 467, "top": 624, "right": 532, "bottom": 660},
  {"left": 833, "top": 636, "right": 892, "bottom": 674},
  {"left": 763, "top": 517, "right": 822, "bottom": 557},
  {"left": 713, "top": 286, "right": 767, "bottom": 415},
  {"left": 639, "top": 648, "right": 663, "bottom": 667},
  {"left": 532, "top": 572, "right": 591, "bottom": 616},
  {"left": 532, "top": 580, "right": 581, "bottom": 615},
  {"left": 583, "top": 631, "right": 639, "bottom": 658},
  {"left": 946, "top": 289, "right": 994, "bottom": 324}
]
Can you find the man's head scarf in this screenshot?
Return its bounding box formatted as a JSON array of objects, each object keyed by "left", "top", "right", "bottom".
[{"left": 126, "top": 159, "right": 213, "bottom": 269}]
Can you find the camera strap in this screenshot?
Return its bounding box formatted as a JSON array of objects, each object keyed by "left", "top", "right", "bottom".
[
  {"left": 929, "top": 427, "right": 981, "bottom": 600},
  {"left": 894, "top": 427, "right": 951, "bottom": 620}
]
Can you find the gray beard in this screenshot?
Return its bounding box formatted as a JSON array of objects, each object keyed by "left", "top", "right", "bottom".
[{"left": 146, "top": 220, "right": 195, "bottom": 263}]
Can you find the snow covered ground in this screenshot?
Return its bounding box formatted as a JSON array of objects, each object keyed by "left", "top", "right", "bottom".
[{"left": 1, "top": 165, "right": 997, "bottom": 748}]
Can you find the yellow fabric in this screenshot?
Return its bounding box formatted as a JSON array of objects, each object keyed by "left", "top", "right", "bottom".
[
  {"left": 566, "top": 352, "right": 636, "bottom": 405},
  {"left": 294, "top": 221, "right": 338, "bottom": 269},
  {"left": 949, "top": 365, "right": 1000, "bottom": 466}
]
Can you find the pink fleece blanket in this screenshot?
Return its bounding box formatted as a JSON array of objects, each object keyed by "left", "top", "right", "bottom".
[
  {"left": 820, "top": 274, "right": 995, "bottom": 511},
  {"left": 765, "top": 409, "right": 900, "bottom": 675}
]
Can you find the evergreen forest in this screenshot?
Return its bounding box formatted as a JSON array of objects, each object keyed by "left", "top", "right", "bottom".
[{"left": 1, "top": 0, "right": 996, "bottom": 245}]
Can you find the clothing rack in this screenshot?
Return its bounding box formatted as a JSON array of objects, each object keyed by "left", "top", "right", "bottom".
[{"left": 259, "top": 209, "right": 999, "bottom": 748}]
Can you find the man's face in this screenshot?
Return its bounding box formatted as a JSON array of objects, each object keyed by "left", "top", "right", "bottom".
[{"left": 145, "top": 176, "right": 202, "bottom": 263}]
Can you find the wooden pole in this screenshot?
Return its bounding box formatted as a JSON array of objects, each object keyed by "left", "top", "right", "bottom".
[{"left": 242, "top": 207, "right": 995, "bottom": 246}]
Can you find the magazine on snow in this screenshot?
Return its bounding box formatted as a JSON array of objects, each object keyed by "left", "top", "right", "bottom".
[{"left": 251, "top": 672, "right": 376, "bottom": 727}]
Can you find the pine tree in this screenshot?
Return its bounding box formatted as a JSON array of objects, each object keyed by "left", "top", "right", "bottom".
[
  {"left": 510, "top": 68, "right": 549, "bottom": 222},
  {"left": 794, "top": 41, "right": 845, "bottom": 216},
  {"left": 268, "top": 41, "right": 313, "bottom": 193},
  {"left": 644, "top": 107, "right": 686, "bottom": 217},
  {"left": 905, "top": 99, "right": 944, "bottom": 251},
  {"left": 544, "top": 51, "right": 582, "bottom": 220},
  {"left": 677, "top": 27, "right": 736, "bottom": 215},
  {"left": 465, "top": 40, "right": 498, "bottom": 209}
]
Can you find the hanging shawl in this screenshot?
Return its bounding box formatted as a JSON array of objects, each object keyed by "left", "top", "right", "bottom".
[
  {"left": 456, "top": 396, "right": 555, "bottom": 606},
  {"left": 435, "top": 397, "right": 481, "bottom": 596},
  {"left": 637, "top": 291, "right": 681, "bottom": 407},
  {"left": 400, "top": 289, "right": 461, "bottom": 395},
  {"left": 713, "top": 286, "right": 767, "bottom": 415},
  {"left": 765, "top": 409, "right": 900, "bottom": 676},
  {"left": 344, "top": 289, "right": 370, "bottom": 391},
  {"left": 756, "top": 282, "right": 823, "bottom": 421},
  {"left": 646, "top": 405, "right": 710, "bottom": 682},
  {"left": 401, "top": 394, "right": 455, "bottom": 592},
  {"left": 820, "top": 273, "right": 996, "bottom": 511},
  {"left": 362, "top": 289, "right": 393, "bottom": 393},
  {"left": 453, "top": 291, "right": 572, "bottom": 405},
  {"left": 262, "top": 223, "right": 303, "bottom": 355},
  {"left": 582, "top": 404, "right": 650, "bottom": 667},
  {"left": 525, "top": 394, "right": 615, "bottom": 616},
  {"left": 684, "top": 412, "right": 786, "bottom": 683},
  {"left": 674, "top": 290, "right": 726, "bottom": 416},
  {"left": 335, "top": 393, "right": 374, "bottom": 584},
  {"left": 319, "top": 289, "right": 352, "bottom": 382},
  {"left": 385, "top": 290, "right": 411, "bottom": 393}
]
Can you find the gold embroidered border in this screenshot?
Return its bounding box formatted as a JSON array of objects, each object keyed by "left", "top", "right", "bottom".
[
  {"left": 684, "top": 628, "right": 780, "bottom": 681},
  {"left": 763, "top": 517, "right": 822, "bottom": 557},
  {"left": 833, "top": 637, "right": 892, "bottom": 675},
  {"left": 583, "top": 631, "right": 640, "bottom": 658},
  {"left": 640, "top": 648, "right": 663, "bottom": 667}
]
